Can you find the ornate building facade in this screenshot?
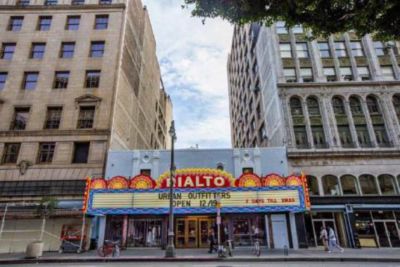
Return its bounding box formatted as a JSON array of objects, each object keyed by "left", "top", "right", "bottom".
[
  {"left": 0, "top": 0, "right": 172, "bottom": 253},
  {"left": 228, "top": 23, "right": 400, "bottom": 248}
]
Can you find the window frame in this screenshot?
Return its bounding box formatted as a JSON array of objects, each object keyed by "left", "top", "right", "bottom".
[
  {"left": 66, "top": 15, "right": 80, "bottom": 31},
  {"left": 318, "top": 42, "right": 331, "bottom": 58},
  {"left": 72, "top": 142, "right": 90, "bottom": 164},
  {"left": 0, "top": 72, "right": 7, "bottom": 90},
  {"left": 94, "top": 14, "right": 109, "bottom": 30},
  {"left": 1, "top": 43, "right": 16, "bottom": 60},
  {"left": 37, "top": 142, "right": 56, "bottom": 164},
  {"left": 37, "top": 16, "right": 52, "bottom": 31},
  {"left": 8, "top": 16, "right": 24, "bottom": 32},
  {"left": 44, "top": 106, "right": 62, "bottom": 129},
  {"left": 22, "top": 72, "right": 39, "bottom": 90},
  {"left": 296, "top": 42, "right": 309, "bottom": 58},
  {"left": 1, "top": 143, "right": 21, "bottom": 164},
  {"left": 53, "top": 71, "right": 70, "bottom": 89},
  {"left": 85, "top": 70, "right": 101, "bottom": 88},
  {"left": 77, "top": 106, "right": 95, "bottom": 129},
  {"left": 30, "top": 43, "right": 46, "bottom": 59},
  {"left": 350, "top": 41, "right": 364, "bottom": 57},
  {"left": 60, "top": 42, "right": 75, "bottom": 58},
  {"left": 334, "top": 41, "right": 347, "bottom": 57},
  {"left": 11, "top": 107, "right": 30, "bottom": 130},
  {"left": 90, "top": 41, "right": 105, "bottom": 58},
  {"left": 279, "top": 43, "right": 292, "bottom": 58}
]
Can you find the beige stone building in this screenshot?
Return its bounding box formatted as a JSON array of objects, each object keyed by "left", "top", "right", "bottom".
[
  {"left": 228, "top": 23, "right": 400, "bottom": 249},
  {"left": 0, "top": 0, "right": 172, "bottom": 252}
]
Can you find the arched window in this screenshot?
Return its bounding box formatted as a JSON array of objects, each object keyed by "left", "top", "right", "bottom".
[
  {"left": 378, "top": 174, "right": 397, "bottom": 195},
  {"left": 332, "top": 96, "right": 345, "bottom": 115},
  {"left": 306, "top": 175, "right": 319, "bottom": 196},
  {"left": 367, "top": 95, "right": 390, "bottom": 147},
  {"left": 359, "top": 174, "right": 378, "bottom": 195},
  {"left": 340, "top": 175, "right": 359, "bottom": 195},
  {"left": 349, "top": 95, "right": 372, "bottom": 147},
  {"left": 290, "top": 97, "right": 303, "bottom": 116},
  {"left": 290, "top": 96, "right": 309, "bottom": 148},
  {"left": 307, "top": 96, "right": 327, "bottom": 148},
  {"left": 393, "top": 94, "right": 400, "bottom": 122},
  {"left": 307, "top": 97, "right": 320, "bottom": 115},
  {"left": 349, "top": 96, "right": 363, "bottom": 115},
  {"left": 332, "top": 96, "right": 354, "bottom": 148},
  {"left": 366, "top": 95, "right": 380, "bottom": 114},
  {"left": 322, "top": 175, "right": 340, "bottom": 196}
]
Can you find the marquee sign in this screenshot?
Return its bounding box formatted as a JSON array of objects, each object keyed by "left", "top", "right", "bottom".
[{"left": 84, "top": 168, "right": 310, "bottom": 215}]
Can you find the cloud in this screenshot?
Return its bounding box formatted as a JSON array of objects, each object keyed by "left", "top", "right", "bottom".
[{"left": 142, "top": 0, "right": 233, "bottom": 149}]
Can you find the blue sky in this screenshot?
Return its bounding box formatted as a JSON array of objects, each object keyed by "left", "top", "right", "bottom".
[{"left": 142, "top": 0, "right": 233, "bottom": 149}]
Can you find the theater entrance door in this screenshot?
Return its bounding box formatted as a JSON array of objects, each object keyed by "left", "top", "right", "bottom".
[{"left": 175, "top": 216, "right": 215, "bottom": 248}]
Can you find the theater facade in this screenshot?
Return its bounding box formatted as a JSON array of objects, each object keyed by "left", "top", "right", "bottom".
[{"left": 85, "top": 148, "right": 310, "bottom": 249}]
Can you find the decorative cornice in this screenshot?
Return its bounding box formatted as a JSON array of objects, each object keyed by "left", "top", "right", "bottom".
[
  {"left": 0, "top": 4, "right": 125, "bottom": 11},
  {"left": 278, "top": 81, "right": 400, "bottom": 88},
  {"left": 0, "top": 129, "right": 110, "bottom": 137},
  {"left": 288, "top": 149, "right": 400, "bottom": 159}
]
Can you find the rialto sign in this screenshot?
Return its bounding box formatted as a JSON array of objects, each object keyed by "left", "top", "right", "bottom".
[{"left": 84, "top": 168, "right": 311, "bottom": 215}]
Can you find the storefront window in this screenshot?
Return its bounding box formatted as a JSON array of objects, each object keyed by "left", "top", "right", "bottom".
[
  {"left": 354, "top": 212, "right": 376, "bottom": 247},
  {"left": 378, "top": 174, "right": 397, "bottom": 195},
  {"left": 311, "top": 212, "right": 334, "bottom": 219},
  {"left": 232, "top": 216, "right": 264, "bottom": 246},
  {"left": 126, "top": 219, "right": 162, "bottom": 247},
  {"left": 307, "top": 175, "right": 319, "bottom": 195},
  {"left": 359, "top": 174, "right": 379, "bottom": 195},
  {"left": 105, "top": 216, "right": 123, "bottom": 243},
  {"left": 372, "top": 211, "right": 395, "bottom": 220},
  {"left": 340, "top": 175, "right": 359, "bottom": 195},
  {"left": 322, "top": 175, "right": 340, "bottom": 196}
]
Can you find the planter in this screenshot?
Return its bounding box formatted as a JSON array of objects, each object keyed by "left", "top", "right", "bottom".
[{"left": 25, "top": 241, "right": 44, "bottom": 259}]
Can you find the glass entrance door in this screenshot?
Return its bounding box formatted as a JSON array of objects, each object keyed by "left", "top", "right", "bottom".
[
  {"left": 175, "top": 217, "right": 214, "bottom": 248},
  {"left": 199, "top": 218, "right": 215, "bottom": 248},
  {"left": 312, "top": 219, "right": 338, "bottom": 247}
]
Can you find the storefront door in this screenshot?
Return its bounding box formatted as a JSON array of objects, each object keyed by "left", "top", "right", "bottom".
[
  {"left": 374, "top": 221, "right": 400, "bottom": 248},
  {"left": 312, "top": 219, "right": 337, "bottom": 247},
  {"left": 175, "top": 217, "right": 214, "bottom": 248}
]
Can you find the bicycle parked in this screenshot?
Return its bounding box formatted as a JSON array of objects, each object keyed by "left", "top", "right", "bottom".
[{"left": 97, "top": 240, "right": 120, "bottom": 257}]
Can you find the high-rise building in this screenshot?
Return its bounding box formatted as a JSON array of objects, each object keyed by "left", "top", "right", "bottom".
[
  {"left": 228, "top": 23, "right": 400, "bottom": 249},
  {"left": 0, "top": 0, "right": 172, "bottom": 253}
]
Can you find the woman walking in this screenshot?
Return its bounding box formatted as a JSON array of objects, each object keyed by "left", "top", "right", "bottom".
[{"left": 327, "top": 226, "right": 344, "bottom": 253}]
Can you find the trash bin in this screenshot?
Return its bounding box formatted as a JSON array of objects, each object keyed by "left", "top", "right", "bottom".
[{"left": 26, "top": 241, "right": 44, "bottom": 258}]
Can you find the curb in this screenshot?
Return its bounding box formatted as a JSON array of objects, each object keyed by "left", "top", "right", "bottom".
[{"left": 1, "top": 257, "right": 400, "bottom": 264}]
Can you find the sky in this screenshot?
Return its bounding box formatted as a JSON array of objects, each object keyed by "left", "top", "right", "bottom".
[{"left": 142, "top": 0, "right": 234, "bottom": 149}]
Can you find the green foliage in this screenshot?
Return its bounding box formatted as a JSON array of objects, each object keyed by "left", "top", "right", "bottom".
[
  {"left": 183, "top": 0, "right": 400, "bottom": 40},
  {"left": 35, "top": 196, "right": 58, "bottom": 218}
]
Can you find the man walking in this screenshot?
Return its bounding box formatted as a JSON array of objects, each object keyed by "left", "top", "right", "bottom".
[{"left": 327, "top": 226, "right": 344, "bottom": 253}]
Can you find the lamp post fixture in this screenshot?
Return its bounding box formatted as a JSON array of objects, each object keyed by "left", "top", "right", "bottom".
[{"left": 165, "top": 120, "right": 177, "bottom": 258}]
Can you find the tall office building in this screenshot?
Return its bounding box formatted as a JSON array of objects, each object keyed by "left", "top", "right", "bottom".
[
  {"left": 228, "top": 23, "right": 400, "bottom": 249},
  {"left": 0, "top": 0, "right": 172, "bottom": 252}
]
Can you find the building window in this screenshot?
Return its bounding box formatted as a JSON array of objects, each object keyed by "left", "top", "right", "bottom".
[
  {"left": 95, "top": 15, "right": 109, "bottom": 29},
  {"left": 307, "top": 97, "right": 326, "bottom": 148},
  {"left": 22, "top": 72, "right": 39, "bottom": 90},
  {"left": 11, "top": 107, "right": 30, "bottom": 130},
  {"left": 381, "top": 66, "right": 395, "bottom": 80},
  {"left": 37, "top": 142, "right": 55, "bottom": 163},
  {"left": 53, "top": 71, "right": 69, "bottom": 89},
  {"left": 332, "top": 96, "right": 345, "bottom": 115},
  {"left": 318, "top": 42, "right": 330, "bottom": 58},
  {"left": 340, "top": 67, "right": 353, "bottom": 81},
  {"left": 392, "top": 94, "right": 400, "bottom": 122},
  {"left": 307, "top": 176, "right": 319, "bottom": 195},
  {"left": 90, "top": 41, "right": 105, "bottom": 57},
  {"left": 367, "top": 95, "right": 390, "bottom": 147},
  {"left": 37, "top": 16, "right": 52, "bottom": 31},
  {"left": 242, "top": 168, "right": 253, "bottom": 174},
  {"left": 1, "top": 43, "right": 16, "bottom": 60},
  {"left": 366, "top": 95, "right": 380, "bottom": 114},
  {"left": 332, "top": 96, "right": 354, "bottom": 148},
  {"left": 60, "top": 42, "right": 75, "bottom": 58},
  {"left": 140, "top": 169, "right": 151, "bottom": 176},
  {"left": 378, "top": 175, "right": 397, "bottom": 195},
  {"left": 16, "top": 0, "right": 30, "bottom": 6},
  {"left": 279, "top": 43, "right": 292, "bottom": 58},
  {"left": 290, "top": 97, "right": 303, "bottom": 116},
  {"left": 85, "top": 70, "right": 101, "bottom": 88},
  {"left": 1, "top": 143, "right": 20, "bottom": 164},
  {"left": 292, "top": 25, "right": 303, "bottom": 34},
  {"left": 322, "top": 175, "right": 340, "bottom": 196},
  {"left": 77, "top": 106, "right": 95, "bottom": 129},
  {"left": 44, "top": 107, "right": 62, "bottom": 129},
  {"left": 334, "top": 42, "right": 347, "bottom": 57},
  {"left": 0, "top": 180, "right": 86, "bottom": 197},
  {"left": 72, "top": 142, "right": 90, "bottom": 163},
  {"left": 340, "top": 175, "right": 359, "bottom": 195},
  {"left": 307, "top": 96, "right": 320, "bottom": 116},
  {"left": 66, "top": 16, "right": 80, "bottom": 30},
  {"left": 0, "top": 72, "right": 7, "bottom": 90},
  {"left": 30, "top": 43, "right": 46, "bottom": 59},
  {"left": 350, "top": 41, "right": 364, "bottom": 57},
  {"left": 374, "top": 41, "right": 385, "bottom": 56},
  {"left": 44, "top": 0, "right": 57, "bottom": 5},
  {"left": 276, "top": 21, "right": 287, "bottom": 34},
  {"left": 359, "top": 174, "right": 378, "bottom": 195},
  {"left": 300, "top": 68, "right": 313, "bottom": 82},
  {"left": 283, "top": 68, "right": 296, "bottom": 83},
  {"left": 323, "top": 67, "right": 336, "bottom": 81},
  {"left": 8, "top": 16, "right": 24, "bottom": 31},
  {"left": 296, "top": 43, "right": 309, "bottom": 58},
  {"left": 99, "top": 0, "right": 112, "bottom": 4},
  {"left": 72, "top": 0, "right": 85, "bottom": 4},
  {"left": 350, "top": 96, "right": 372, "bottom": 147},
  {"left": 358, "top": 67, "right": 370, "bottom": 81}
]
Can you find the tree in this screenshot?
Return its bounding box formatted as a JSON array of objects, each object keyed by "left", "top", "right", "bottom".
[{"left": 183, "top": 0, "right": 400, "bottom": 40}]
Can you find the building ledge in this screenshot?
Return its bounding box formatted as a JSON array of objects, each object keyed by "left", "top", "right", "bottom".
[
  {"left": 0, "top": 129, "right": 110, "bottom": 137},
  {"left": 310, "top": 195, "right": 400, "bottom": 205},
  {"left": 0, "top": 4, "right": 125, "bottom": 11},
  {"left": 278, "top": 80, "right": 400, "bottom": 88},
  {"left": 287, "top": 148, "right": 400, "bottom": 159}
]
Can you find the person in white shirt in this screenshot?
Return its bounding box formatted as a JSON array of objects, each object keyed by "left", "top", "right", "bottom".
[
  {"left": 327, "top": 226, "right": 344, "bottom": 253},
  {"left": 319, "top": 226, "right": 328, "bottom": 251}
]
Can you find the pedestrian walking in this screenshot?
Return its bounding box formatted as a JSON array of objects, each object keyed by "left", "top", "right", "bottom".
[
  {"left": 208, "top": 227, "right": 216, "bottom": 253},
  {"left": 327, "top": 226, "right": 344, "bottom": 253},
  {"left": 319, "top": 226, "right": 329, "bottom": 251}
]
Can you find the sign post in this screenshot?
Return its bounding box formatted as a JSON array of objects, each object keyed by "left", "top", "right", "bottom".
[{"left": 216, "top": 196, "right": 224, "bottom": 257}]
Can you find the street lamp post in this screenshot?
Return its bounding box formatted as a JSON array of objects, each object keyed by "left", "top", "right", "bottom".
[{"left": 165, "top": 120, "right": 177, "bottom": 258}]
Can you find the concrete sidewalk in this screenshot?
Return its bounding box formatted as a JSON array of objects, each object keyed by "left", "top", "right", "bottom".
[{"left": 1, "top": 247, "right": 400, "bottom": 264}]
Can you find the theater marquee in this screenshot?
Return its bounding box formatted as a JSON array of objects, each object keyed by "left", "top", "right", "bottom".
[{"left": 84, "top": 168, "right": 311, "bottom": 215}]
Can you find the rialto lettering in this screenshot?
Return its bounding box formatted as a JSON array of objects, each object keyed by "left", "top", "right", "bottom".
[{"left": 161, "top": 174, "right": 230, "bottom": 188}]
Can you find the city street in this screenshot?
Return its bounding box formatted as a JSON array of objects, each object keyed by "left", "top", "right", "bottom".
[{"left": 3, "top": 263, "right": 400, "bottom": 267}]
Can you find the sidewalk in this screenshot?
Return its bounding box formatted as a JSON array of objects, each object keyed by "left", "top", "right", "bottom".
[{"left": 1, "top": 247, "right": 400, "bottom": 264}]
